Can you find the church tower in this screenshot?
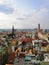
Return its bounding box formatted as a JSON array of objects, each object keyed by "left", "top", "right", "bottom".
[
  {"left": 38, "top": 24, "right": 40, "bottom": 32},
  {"left": 12, "top": 26, "right": 15, "bottom": 38}
]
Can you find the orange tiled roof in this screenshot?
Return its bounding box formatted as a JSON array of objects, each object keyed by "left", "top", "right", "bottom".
[
  {"left": 7, "top": 52, "right": 16, "bottom": 63},
  {"left": 21, "top": 38, "right": 32, "bottom": 43}
]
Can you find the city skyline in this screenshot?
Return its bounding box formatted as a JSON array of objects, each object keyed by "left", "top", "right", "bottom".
[{"left": 0, "top": 0, "right": 49, "bottom": 29}]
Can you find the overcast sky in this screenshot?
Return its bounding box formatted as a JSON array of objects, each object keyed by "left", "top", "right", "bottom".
[{"left": 0, "top": 0, "right": 49, "bottom": 29}]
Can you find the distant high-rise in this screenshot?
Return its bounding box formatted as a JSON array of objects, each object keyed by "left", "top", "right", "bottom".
[{"left": 38, "top": 24, "right": 40, "bottom": 32}]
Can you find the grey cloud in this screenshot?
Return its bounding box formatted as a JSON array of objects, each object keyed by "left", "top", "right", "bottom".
[{"left": 16, "top": 17, "right": 27, "bottom": 20}]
